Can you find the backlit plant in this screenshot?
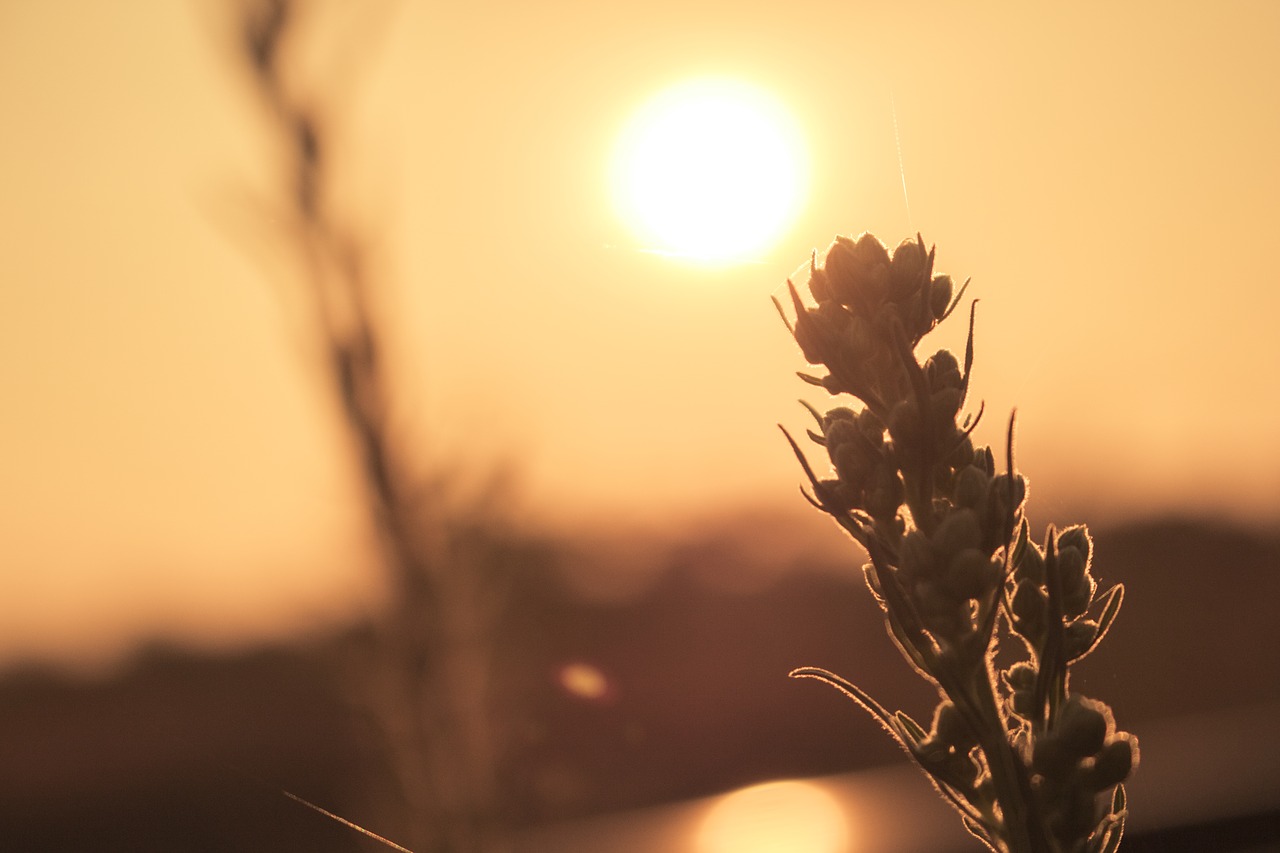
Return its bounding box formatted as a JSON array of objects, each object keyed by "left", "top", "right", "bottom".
[{"left": 775, "top": 233, "right": 1137, "bottom": 853}]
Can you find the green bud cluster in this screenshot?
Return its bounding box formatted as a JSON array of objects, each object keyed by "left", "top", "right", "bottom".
[{"left": 781, "top": 234, "right": 1137, "bottom": 853}]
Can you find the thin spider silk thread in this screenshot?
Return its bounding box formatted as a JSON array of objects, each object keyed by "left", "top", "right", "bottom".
[
  {"left": 891, "top": 91, "right": 914, "bottom": 234},
  {"left": 770, "top": 96, "right": 916, "bottom": 307}
]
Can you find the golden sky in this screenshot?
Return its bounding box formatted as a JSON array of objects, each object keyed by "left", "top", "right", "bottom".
[{"left": 2, "top": 1, "right": 1278, "bottom": 668}]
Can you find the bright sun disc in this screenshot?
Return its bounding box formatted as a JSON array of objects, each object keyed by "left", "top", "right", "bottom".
[{"left": 612, "top": 78, "right": 807, "bottom": 263}]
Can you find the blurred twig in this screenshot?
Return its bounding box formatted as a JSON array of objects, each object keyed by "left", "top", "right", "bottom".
[{"left": 227, "top": 2, "right": 510, "bottom": 850}]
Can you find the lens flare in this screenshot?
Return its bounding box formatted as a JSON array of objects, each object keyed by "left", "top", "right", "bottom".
[{"left": 557, "top": 661, "right": 612, "bottom": 701}]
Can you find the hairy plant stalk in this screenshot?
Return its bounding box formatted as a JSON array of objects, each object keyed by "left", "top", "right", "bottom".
[{"left": 778, "top": 233, "right": 1137, "bottom": 853}]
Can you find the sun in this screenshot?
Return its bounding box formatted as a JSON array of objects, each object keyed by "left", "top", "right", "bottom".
[{"left": 611, "top": 78, "right": 807, "bottom": 264}]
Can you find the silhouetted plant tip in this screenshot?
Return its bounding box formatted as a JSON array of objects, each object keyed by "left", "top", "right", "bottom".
[{"left": 778, "top": 233, "right": 1137, "bottom": 853}]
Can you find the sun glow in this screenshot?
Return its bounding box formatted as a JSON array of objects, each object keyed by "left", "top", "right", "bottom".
[
  {"left": 695, "top": 780, "right": 852, "bottom": 853},
  {"left": 611, "top": 78, "right": 807, "bottom": 263}
]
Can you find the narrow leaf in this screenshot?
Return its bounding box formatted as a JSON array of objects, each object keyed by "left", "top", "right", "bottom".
[
  {"left": 771, "top": 293, "right": 795, "bottom": 333},
  {"left": 885, "top": 608, "right": 936, "bottom": 682},
  {"left": 1072, "top": 584, "right": 1124, "bottom": 662},
  {"left": 916, "top": 776, "right": 994, "bottom": 846},
  {"left": 1093, "top": 784, "right": 1128, "bottom": 853},
  {"left": 862, "top": 562, "right": 886, "bottom": 608},
  {"left": 789, "top": 667, "right": 908, "bottom": 749},
  {"left": 894, "top": 710, "right": 929, "bottom": 745},
  {"left": 941, "top": 275, "right": 973, "bottom": 322},
  {"left": 799, "top": 398, "right": 825, "bottom": 428},
  {"left": 953, "top": 400, "right": 986, "bottom": 444},
  {"left": 780, "top": 426, "right": 823, "bottom": 493},
  {"left": 1011, "top": 517, "right": 1030, "bottom": 568},
  {"left": 1098, "top": 818, "right": 1125, "bottom": 853},
  {"left": 835, "top": 513, "right": 874, "bottom": 548},
  {"left": 960, "top": 298, "right": 978, "bottom": 404},
  {"left": 961, "top": 815, "right": 999, "bottom": 852},
  {"left": 1087, "top": 824, "right": 1116, "bottom": 853}
]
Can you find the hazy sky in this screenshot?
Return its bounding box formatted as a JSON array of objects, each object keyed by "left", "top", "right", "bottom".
[{"left": 2, "top": 1, "right": 1278, "bottom": 669}]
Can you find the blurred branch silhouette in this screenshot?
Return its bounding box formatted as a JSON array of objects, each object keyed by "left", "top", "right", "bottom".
[{"left": 226, "top": 2, "right": 523, "bottom": 849}]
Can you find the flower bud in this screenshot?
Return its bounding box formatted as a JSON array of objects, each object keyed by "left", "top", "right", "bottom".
[
  {"left": 948, "top": 434, "right": 976, "bottom": 468},
  {"left": 856, "top": 407, "right": 886, "bottom": 445},
  {"left": 989, "top": 473, "right": 1027, "bottom": 512},
  {"left": 870, "top": 301, "right": 904, "bottom": 343},
  {"left": 824, "top": 233, "right": 890, "bottom": 307},
  {"left": 1014, "top": 539, "right": 1046, "bottom": 584},
  {"left": 1088, "top": 735, "right": 1137, "bottom": 790},
  {"left": 1063, "top": 619, "right": 1098, "bottom": 660},
  {"left": 815, "top": 478, "right": 856, "bottom": 513},
  {"left": 794, "top": 304, "right": 843, "bottom": 365},
  {"left": 932, "top": 700, "right": 975, "bottom": 749},
  {"left": 945, "top": 549, "right": 1002, "bottom": 600},
  {"left": 1032, "top": 733, "right": 1074, "bottom": 779},
  {"left": 901, "top": 292, "right": 934, "bottom": 341},
  {"left": 888, "top": 399, "right": 921, "bottom": 449},
  {"left": 1011, "top": 687, "right": 1036, "bottom": 719},
  {"left": 823, "top": 416, "right": 860, "bottom": 451},
  {"left": 1056, "top": 543, "right": 1086, "bottom": 589},
  {"left": 865, "top": 462, "right": 905, "bottom": 520},
  {"left": 822, "top": 406, "right": 857, "bottom": 427},
  {"left": 1062, "top": 578, "right": 1095, "bottom": 620},
  {"left": 931, "top": 387, "right": 964, "bottom": 430},
  {"left": 1004, "top": 661, "right": 1037, "bottom": 691},
  {"left": 832, "top": 441, "right": 875, "bottom": 490},
  {"left": 1012, "top": 579, "right": 1048, "bottom": 643},
  {"left": 924, "top": 349, "right": 962, "bottom": 392},
  {"left": 985, "top": 473, "right": 1027, "bottom": 546},
  {"left": 1057, "top": 544, "right": 1095, "bottom": 618},
  {"left": 1057, "top": 525, "right": 1092, "bottom": 568},
  {"left": 915, "top": 580, "right": 970, "bottom": 637},
  {"left": 977, "top": 446, "right": 996, "bottom": 477},
  {"left": 954, "top": 465, "right": 990, "bottom": 509},
  {"left": 807, "top": 262, "right": 831, "bottom": 304},
  {"left": 933, "top": 508, "right": 984, "bottom": 557},
  {"left": 840, "top": 313, "right": 875, "bottom": 361},
  {"left": 889, "top": 237, "right": 928, "bottom": 298},
  {"left": 899, "top": 530, "right": 937, "bottom": 584},
  {"left": 929, "top": 274, "right": 954, "bottom": 318},
  {"left": 1056, "top": 695, "right": 1109, "bottom": 759}
]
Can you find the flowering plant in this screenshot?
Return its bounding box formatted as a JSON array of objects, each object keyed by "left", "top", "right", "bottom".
[{"left": 776, "top": 233, "right": 1137, "bottom": 853}]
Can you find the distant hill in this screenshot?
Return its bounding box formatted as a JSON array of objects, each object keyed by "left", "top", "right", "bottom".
[{"left": 2, "top": 514, "right": 1276, "bottom": 851}]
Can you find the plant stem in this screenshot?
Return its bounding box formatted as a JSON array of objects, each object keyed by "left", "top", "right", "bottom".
[
  {"left": 969, "top": 667, "right": 1052, "bottom": 853},
  {"left": 783, "top": 233, "right": 1136, "bottom": 852}
]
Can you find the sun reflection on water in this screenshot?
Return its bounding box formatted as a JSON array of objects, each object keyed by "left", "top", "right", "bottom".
[{"left": 694, "top": 779, "right": 852, "bottom": 853}]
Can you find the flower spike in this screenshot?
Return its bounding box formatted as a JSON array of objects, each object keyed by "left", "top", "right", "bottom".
[{"left": 777, "top": 233, "right": 1137, "bottom": 853}]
